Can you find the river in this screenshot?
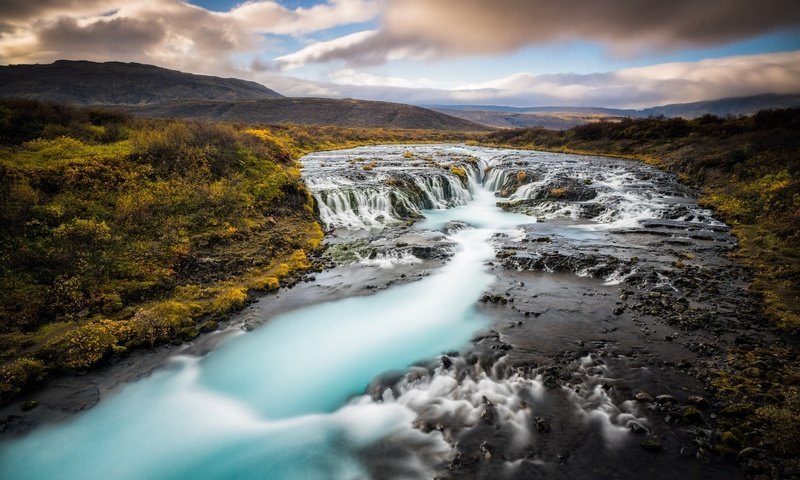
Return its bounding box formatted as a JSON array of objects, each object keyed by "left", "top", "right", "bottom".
[{"left": 0, "top": 145, "right": 748, "bottom": 479}]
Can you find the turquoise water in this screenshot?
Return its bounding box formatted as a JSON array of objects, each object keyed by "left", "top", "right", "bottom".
[{"left": 0, "top": 177, "right": 527, "bottom": 479}]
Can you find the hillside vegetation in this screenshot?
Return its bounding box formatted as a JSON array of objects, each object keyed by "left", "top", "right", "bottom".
[
  {"left": 0, "top": 99, "right": 473, "bottom": 403},
  {"left": 122, "top": 98, "right": 488, "bottom": 131}
]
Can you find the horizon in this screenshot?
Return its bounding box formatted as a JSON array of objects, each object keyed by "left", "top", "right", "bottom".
[{"left": 1, "top": 1, "right": 800, "bottom": 108}]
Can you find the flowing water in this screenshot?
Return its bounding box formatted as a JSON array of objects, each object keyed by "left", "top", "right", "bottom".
[{"left": 0, "top": 145, "right": 741, "bottom": 479}]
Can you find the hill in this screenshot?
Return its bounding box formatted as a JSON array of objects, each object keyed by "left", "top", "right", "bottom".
[
  {"left": 122, "top": 97, "right": 488, "bottom": 131},
  {"left": 0, "top": 60, "right": 484, "bottom": 131},
  {"left": 0, "top": 60, "right": 283, "bottom": 105},
  {"left": 430, "top": 108, "right": 627, "bottom": 129}
]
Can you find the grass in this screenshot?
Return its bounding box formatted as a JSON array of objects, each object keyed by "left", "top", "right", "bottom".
[{"left": 0, "top": 99, "right": 478, "bottom": 404}]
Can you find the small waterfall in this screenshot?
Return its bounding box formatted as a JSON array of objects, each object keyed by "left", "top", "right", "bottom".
[
  {"left": 309, "top": 172, "right": 474, "bottom": 229},
  {"left": 484, "top": 168, "right": 511, "bottom": 192}
]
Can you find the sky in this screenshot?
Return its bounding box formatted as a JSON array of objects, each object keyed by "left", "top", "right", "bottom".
[{"left": 1, "top": 0, "right": 800, "bottom": 108}]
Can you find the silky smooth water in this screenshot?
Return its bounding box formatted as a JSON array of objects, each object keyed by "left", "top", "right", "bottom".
[{"left": 0, "top": 152, "right": 527, "bottom": 480}]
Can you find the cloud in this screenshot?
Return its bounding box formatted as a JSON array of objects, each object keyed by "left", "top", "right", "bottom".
[
  {"left": 266, "top": 51, "right": 800, "bottom": 108},
  {"left": 0, "top": 0, "right": 379, "bottom": 68},
  {"left": 278, "top": 0, "right": 800, "bottom": 68}
]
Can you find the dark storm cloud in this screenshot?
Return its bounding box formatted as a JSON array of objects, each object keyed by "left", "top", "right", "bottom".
[{"left": 38, "top": 17, "right": 167, "bottom": 55}]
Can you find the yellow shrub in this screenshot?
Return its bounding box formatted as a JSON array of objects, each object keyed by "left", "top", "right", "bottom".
[
  {"left": 255, "top": 276, "right": 280, "bottom": 291},
  {"left": 130, "top": 301, "right": 193, "bottom": 347},
  {"left": 449, "top": 166, "right": 467, "bottom": 181},
  {"left": 209, "top": 287, "right": 247, "bottom": 314}
]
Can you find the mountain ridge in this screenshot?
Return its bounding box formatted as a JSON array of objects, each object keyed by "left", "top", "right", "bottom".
[
  {"left": 0, "top": 60, "right": 284, "bottom": 105},
  {"left": 0, "top": 60, "right": 486, "bottom": 131}
]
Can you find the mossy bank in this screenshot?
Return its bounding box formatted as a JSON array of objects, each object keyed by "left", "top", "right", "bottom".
[{"left": 0, "top": 99, "right": 473, "bottom": 403}]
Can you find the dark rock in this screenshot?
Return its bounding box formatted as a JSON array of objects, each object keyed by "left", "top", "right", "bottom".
[
  {"left": 656, "top": 394, "right": 678, "bottom": 404},
  {"left": 641, "top": 439, "right": 663, "bottom": 452},
  {"left": 534, "top": 416, "right": 551, "bottom": 433},
  {"left": 480, "top": 406, "right": 495, "bottom": 424},
  {"left": 682, "top": 405, "right": 705, "bottom": 424},
  {"left": 737, "top": 447, "right": 763, "bottom": 459},
  {"left": 629, "top": 421, "right": 648, "bottom": 434},
  {"left": 635, "top": 392, "right": 655, "bottom": 403},
  {"left": 687, "top": 395, "right": 710, "bottom": 408},
  {"left": 441, "top": 355, "right": 453, "bottom": 369}
]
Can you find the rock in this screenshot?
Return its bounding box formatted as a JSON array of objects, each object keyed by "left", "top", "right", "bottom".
[
  {"left": 479, "top": 441, "right": 492, "bottom": 455},
  {"left": 441, "top": 355, "right": 453, "bottom": 369},
  {"left": 656, "top": 394, "right": 678, "bottom": 404},
  {"left": 737, "top": 447, "right": 762, "bottom": 459},
  {"left": 613, "top": 306, "right": 625, "bottom": 315},
  {"left": 687, "top": 395, "right": 709, "bottom": 408},
  {"left": 680, "top": 445, "right": 699, "bottom": 458},
  {"left": 629, "top": 421, "right": 648, "bottom": 434},
  {"left": 20, "top": 400, "right": 38, "bottom": 412},
  {"left": 641, "top": 439, "right": 663, "bottom": 452},
  {"left": 534, "top": 416, "right": 551, "bottom": 433},
  {"left": 682, "top": 405, "right": 705, "bottom": 424},
  {"left": 480, "top": 406, "right": 495, "bottom": 424},
  {"left": 720, "top": 431, "right": 741, "bottom": 448},
  {"left": 635, "top": 392, "right": 655, "bottom": 403}
]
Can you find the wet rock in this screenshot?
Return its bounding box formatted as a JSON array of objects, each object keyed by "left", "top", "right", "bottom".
[
  {"left": 687, "top": 395, "right": 709, "bottom": 408},
  {"left": 737, "top": 447, "right": 763, "bottom": 459},
  {"left": 480, "top": 406, "right": 496, "bottom": 424},
  {"left": 641, "top": 439, "right": 663, "bottom": 452},
  {"left": 479, "top": 441, "right": 492, "bottom": 455},
  {"left": 441, "top": 355, "right": 453, "bottom": 369},
  {"left": 534, "top": 416, "right": 551, "bottom": 433},
  {"left": 720, "top": 431, "right": 741, "bottom": 448},
  {"left": 680, "top": 445, "right": 700, "bottom": 458},
  {"left": 0, "top": 415, "right": 31, "bottom": 434},
  {"left": 655, "top": 394, "right": 678, "bottom": 405},
  {"left": 629, "top": 421, "right": 648, "bottom": 434},
  {"left": 480, "top": 294, "right": 508, "bottom": 305},
  {"left": 635, "top": 392, "right": 655, "bottom": 403},
  {"left": 682, "top": 406, "right": 705, "bottom": 424}
]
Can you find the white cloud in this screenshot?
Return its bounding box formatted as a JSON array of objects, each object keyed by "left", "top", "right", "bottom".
[
  {"left": 0, "top": 0, "right": 379, "bottom": 70},
  {"left": 262, "top": 51, "right": 800, "bottom": 108},
  {"left": 274, "top": 30, "right": 379, "bottom": 70},
  {"left": 268, "top": 0, "right": 800, "bottom": 69}
]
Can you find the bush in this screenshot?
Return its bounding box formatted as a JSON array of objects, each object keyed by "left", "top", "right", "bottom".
[{"left": 0, "top": 357, "right": 47, "bottom": 402}]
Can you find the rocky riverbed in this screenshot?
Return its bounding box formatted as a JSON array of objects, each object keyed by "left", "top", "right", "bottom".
[{"left": 0, "top": 144, "right": 789, "bottom": 480}]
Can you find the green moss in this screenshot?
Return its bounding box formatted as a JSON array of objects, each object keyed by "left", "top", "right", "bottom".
[{"left": 721, "top": 431, "right": 741, "bottom": 448}]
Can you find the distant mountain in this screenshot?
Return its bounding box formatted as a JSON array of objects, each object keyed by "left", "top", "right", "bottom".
[
  {"left": 430, "top": 94, "right": 800, "bottom": 129},
  {"left": 0, "top": 60, "right": 283, "bottom": 105},
  {"left": 122, "top": 98, "right": 488, "bottom": 131},
  {"left": 427, "top": 104, "right": 636, "bottom": 116},
  {"left": 639, "top": 94, "right": 800, "bottom": 118},
  {"left": 429, "top": 108, "right": 628, "bottom": 129},
  {"left": 0, "top": 60, "right": 484, "bottom": 131}
]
